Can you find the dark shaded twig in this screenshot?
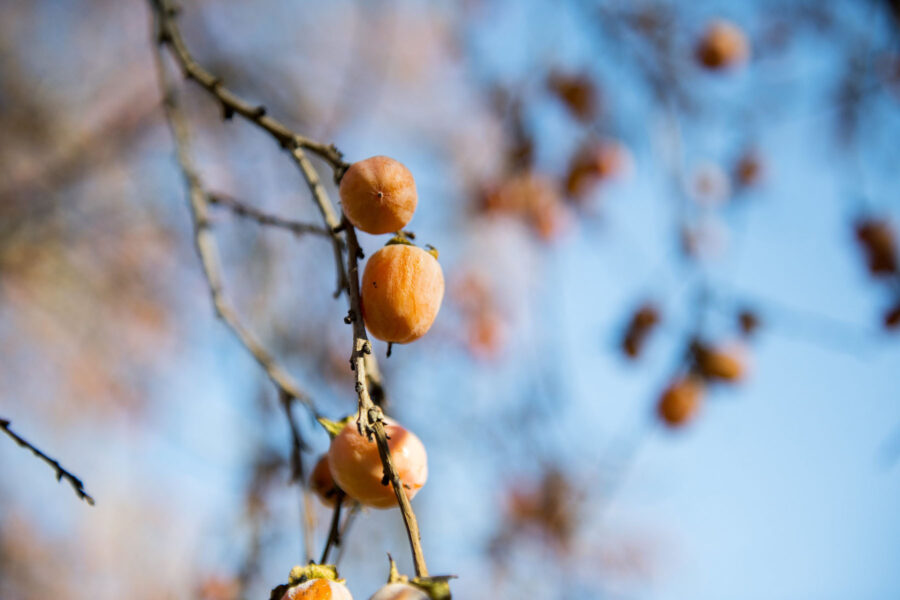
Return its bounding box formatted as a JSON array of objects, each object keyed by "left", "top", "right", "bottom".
[
  {"left": 208, "top": 192, "right": 330, "bottom": 238},
  {"left": 278, "top": 390, "right": 317, "bottom": 562},
  {"left": 319, "top": 490, "right": 346, "bottom": 565},
  {"left": 1, "top": 418, "right": 94, "bottom": 505}
]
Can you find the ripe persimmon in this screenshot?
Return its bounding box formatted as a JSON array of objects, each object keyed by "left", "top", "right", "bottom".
[
  {"left": 693, "top": 343, "right": 746, "bottom": 382},
  {"left": 565, "top": 140, "right": 633, "bottom": 198},
  {"left": 658, "top": 376, "right": 704, "bottom": 427},
  {"left": 696, "top": 20, "right": 750, "bottom": 71},
  {"left": 310, "top": 455, "right": 345, "bottom": 507},
  {"left": 282, "top": 578, "right": 353, "bottom": 600},
  {"left": 340, "top": 156, "right": 417, "bottom": 235},
  {"left": 327, "top": 418, "right": 427, "bottom": 509},
  {"left": 361, "top": 243, "right": 444, "bottom": 344},
  {"left": 368, "top": 583, "right": 429, "bottom": 600}
]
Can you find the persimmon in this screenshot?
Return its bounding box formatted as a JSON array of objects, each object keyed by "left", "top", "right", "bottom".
[
  {"left": 327, "top": 418, "right": 428, "bottom": 509},
  {"left": 855, "top": 219, "right": 898, "bottom": 276},
  {"left": 546, "top": 70, "right": 598, "bottom": 122},
  {"left": 734, "top": 151, "right": 763, "bottom": 188},
  {"left": 310, "top": 455, "right": 345, "bottom": 507},
  {"left": 282, "top": 578, "right": 353, "bottom": 600},
  {"left": 368, "top": 583, "right": 429, "bottom": 600},
  {"left": 885, "top": 302, "right": 900, "bottom": 330},
  {"left": 340, "top": 156, "right": 417, "bottom": 235},
  {"left": 658, "top": 376, "right": 704, "bottom": 427},
  {"left": 565, "top": 140, "right": 633, "bottom": 198},
  {"left": 690, "top": 163, "right": 731, "bottom": 206},
  {"left": 361, "top": 243, "right": 444, "bottom": 344},
  {"left": 467, "top": 311, "right": 505, "bottom": 360},
  {"left": 696, "top": 20, "right": 750, "bottom": 71},
  {"left": 738, "top": 309, "right": 761, "bottom": 337},
  {"left": 621, "top": 302, "right": 660, "bottom": 359},
  {"left": 693, "top": 343, "right": 746, "bottom": 382}
]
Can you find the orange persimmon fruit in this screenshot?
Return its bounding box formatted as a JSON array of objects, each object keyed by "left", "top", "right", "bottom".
[
  {"left": 361, "top": 244, "right": 444, "bottom": 344},
  {"left": 368, "top": 583, "right": 429, "bottom": 600},
  {"left": 340, "top": 156, "right": 417, "bottom": 235},
  {"left": 327, "top": 418, "right": 428, "bottom": 509},
  {"left": 658, "top": 376, "right": 704, "bottom": 427},
  {"left": 310, "top": 455, "right": 345, "bottom": 507},
  {"left": 694, "top": 343, "right": 746, "bottom": 382},
  {"left": 282, "top": 578, "right": 353, "bottom": 600},
  {"left": 696, "top": 20, "right": 750, "bottom": 70}
]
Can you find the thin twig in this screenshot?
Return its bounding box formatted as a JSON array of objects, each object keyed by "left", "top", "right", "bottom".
[
  {"left": 208, "top": 192, "right": 330, "bottom": 238},
  {"left": 279, "top": 390, "right": 316, "bottom": 563},
  {"left": 1, "top": 418, "right": 95, "bottom": 505},
  {"left": 345, "top": 221, "right": 429, "bottom": 577},
  {"left": 151, "top": 21, "right": 320, "bottom": 420},
  {"left": 319, "top": 490, "right": 346, "bottom": 565},
  {"left": 334, "top": 503, "right": 360, "bottom": 567}
]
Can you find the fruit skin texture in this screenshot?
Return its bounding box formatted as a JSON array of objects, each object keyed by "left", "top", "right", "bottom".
[
  {"left": 368, "top": 583, "right": 429, "bottom": 600},
  {"left": 658, "top": 376, "right": 704, "bottom": 427},
  {"left": 340, "top": 156, "right": 417, "bottom": 235},
  {"left": 696, "top": 20, "right": 749, "bottom": 70},
  {"left": 361, "top": 244, "right": 445, "bottom": 344},
  {"left": 310, "top": 455, "right": 345, "bottom": 507},
  {"left": 282, "top": 578, "right": 353, "bottom": 600},
  {"left": 327, "top": 418, "right": 428, "bottom": 509}
]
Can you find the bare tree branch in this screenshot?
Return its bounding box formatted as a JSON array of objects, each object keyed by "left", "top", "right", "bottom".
[
  {"left": 148, "top": 0, "right": 428, "bottom": 579},
  {"left": 151, "top": 0, "right": 349, "bottom": 297},
  {"left": 150, "top": 26, "right": 320, "bottom": 420},
  {"left": 208, "top": 192, "right": 330, "bottom": 238},
  {"left": 1, "top": 418, "right": 95, "bottom": 506}
]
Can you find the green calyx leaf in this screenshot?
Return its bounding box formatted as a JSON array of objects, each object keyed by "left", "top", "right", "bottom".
[
  {"left": 383, "top": 556, "right": 454, "bottom": 600},
  {"left": 288, "top": 563, "right": 344, "bottom": 585},
  {"left": 410, "top": 576, "right": 456, "bottom": 600},
  {"left": 317, "top": 415, "right": 354, "bottom": 439},
  {"left": 270, "top": 564, "right": 345, "bottom": 600},
  {"left": 385, "top": 233, "right": 415, "bottom": 247}
]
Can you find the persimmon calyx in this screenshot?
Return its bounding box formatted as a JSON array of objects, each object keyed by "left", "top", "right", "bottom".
[
  {"left": 383, "top": 555, "right": 455, "bottom": 600},
  {"left": 317, "top": 415, "right": 355, "bottom": 439}
]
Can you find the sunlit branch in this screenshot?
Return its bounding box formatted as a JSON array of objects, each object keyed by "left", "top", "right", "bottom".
[{"left": 150, "top": 29, "right": 320, "bottom": 420}]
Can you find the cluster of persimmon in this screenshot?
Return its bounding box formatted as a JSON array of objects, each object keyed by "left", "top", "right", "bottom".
[
  {"left": 480, "top": 171, "right": 570, "bottom": 241},
  {"left": 695, "top": 19, "right": 750, "bottom": 71},
  {"left": 854, "top": 218, "right": 900, "bottom": 331},
  {"left": 274, "top": 157, "right": 445, "bottom": 600},
  {"left": 340, "top": 156, "right": 445, "bottom": 345},
  {"left": 658, "top": 340, "right": 749, "bottom": 428}
]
